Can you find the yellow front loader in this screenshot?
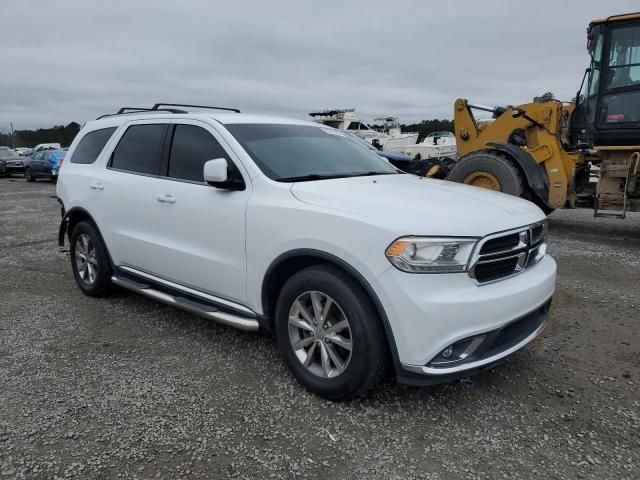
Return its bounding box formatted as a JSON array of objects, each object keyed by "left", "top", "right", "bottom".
[{"left": 447, "top": 12, "right": 640, "bottom": 218}]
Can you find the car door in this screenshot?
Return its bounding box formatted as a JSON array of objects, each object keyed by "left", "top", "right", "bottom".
[
  {"left": 149, "top": 120, "right": 251, "bottom": 305},
  {"left": 27, "top": 152, "right": 44, "bottom": 171},
  {"left": 91, "top": 121, "right": 170, "bottom": 271}
]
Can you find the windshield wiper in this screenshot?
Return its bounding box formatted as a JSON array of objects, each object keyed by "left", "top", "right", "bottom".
[
  {"left": 277, "top": 171, "right": 398, "bottom": 183},
  {"left": 348, "top": 171, "right": 397, "bottom": 178},
  {"left": 277, "top": 173, "right": 355, "bottom": 182}
]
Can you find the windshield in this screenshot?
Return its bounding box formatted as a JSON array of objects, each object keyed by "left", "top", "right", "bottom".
[
  {"left": 226, "top": 124, "right": 398, "bottom": 181},
  {"left": 343, "top": 131, "right": 377, "bottom": 150}
]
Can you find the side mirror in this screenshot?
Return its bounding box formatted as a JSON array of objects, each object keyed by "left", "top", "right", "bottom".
[
  {"left": 204, "top": 158, "right": 228, "bottom": 184},
  {"left": 203, "top": 158, "right": 246, "bottom": 191}
]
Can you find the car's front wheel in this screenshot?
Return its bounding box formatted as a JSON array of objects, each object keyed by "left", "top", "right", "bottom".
[
  {"left": 69, "top": 221, "right": 114, "bottom": 297},
  {"left": 24, "top": 168, "right": 35, "bottom": 182},
  {"left": 275, "top": 265, "right": 387, "bottom": 400}
]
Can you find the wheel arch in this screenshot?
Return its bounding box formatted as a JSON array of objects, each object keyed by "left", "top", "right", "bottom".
[
  {"left": 261, "top": 249, "right": 402, "bottom": 374},
  {"left": 58, "top": 207, "right": 107, "bottom": 249},
  {"left": 484, "top": 142, "right": 551, "bottom": 207},
  {"left": 60, "top": 207, "right": 116, "bottom": 271}
]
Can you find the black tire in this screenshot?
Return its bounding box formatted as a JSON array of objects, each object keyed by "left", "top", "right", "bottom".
[
  {"left": 274, "top": 264, "right": 387, "bottom": 400},
  {"left": 447, "top": 150, "right": 526, "bottom": 198},
  {"left": 69, "top": 221, "right": 114, "bottom": 297},
  {"left": 24, "top": 168, "right": 35, "bottom": 182}
]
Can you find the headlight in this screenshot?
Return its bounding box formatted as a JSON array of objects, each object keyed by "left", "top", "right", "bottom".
[{"left": 385, "top": 237, "right": 478, "bottom": 273}]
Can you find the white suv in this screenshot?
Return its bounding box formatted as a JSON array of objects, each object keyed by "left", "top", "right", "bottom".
[{"left": 57, "top": 104, "right": 556, "bottom": 399}]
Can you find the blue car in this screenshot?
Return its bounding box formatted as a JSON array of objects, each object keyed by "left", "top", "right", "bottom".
[{"left": 24, "top": 149, "right": 65, "bottom": 182}]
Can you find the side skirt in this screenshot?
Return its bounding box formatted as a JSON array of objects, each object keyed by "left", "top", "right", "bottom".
[{"left": 111, "top": 268, "right": 260, "bottom": 332}]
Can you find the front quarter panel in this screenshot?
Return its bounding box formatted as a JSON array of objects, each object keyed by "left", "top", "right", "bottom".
[{"left": 245, "top": 176, "right": 397, "bottom": 315}]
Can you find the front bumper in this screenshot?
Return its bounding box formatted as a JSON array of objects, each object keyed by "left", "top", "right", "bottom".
[
  {"left": 6, "top": 162, "right": 24, "bottom": 173},
  {"left": 398, "top": 299, "right": 550, "bottom": 385},
  {"left": 373, "top": 255, "right": 556, "bottom": 382}
]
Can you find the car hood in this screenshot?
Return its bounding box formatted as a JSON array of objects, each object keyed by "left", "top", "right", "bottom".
[{"left": 290, "top": 174, "right": 545, "bottom": 237}]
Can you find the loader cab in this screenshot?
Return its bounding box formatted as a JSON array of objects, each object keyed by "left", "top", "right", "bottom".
[{"left": 572, "top": 15, "right": 640, "bottom": 147}]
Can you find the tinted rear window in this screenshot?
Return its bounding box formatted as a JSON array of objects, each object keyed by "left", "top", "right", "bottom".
[
  {"left": 70, "top": 127, "right": 117, "bottom": 164},
  {"left": 110, "top": 124, "right": 167, "bottom": 175},
  {"left": 168, "top": 125, "right": 230, "bottom": 182}
]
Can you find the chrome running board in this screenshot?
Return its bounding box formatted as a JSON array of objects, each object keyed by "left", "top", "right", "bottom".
[{"left": 111, "top": 275, "right": 260, "bottom": 332}]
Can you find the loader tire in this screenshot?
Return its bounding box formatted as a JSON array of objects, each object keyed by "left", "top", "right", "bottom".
[{"left": 447, "top": 150, "right": 526, "bottom": 198}]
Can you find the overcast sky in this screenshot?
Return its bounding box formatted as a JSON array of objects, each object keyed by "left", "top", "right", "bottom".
[{"left": 1, "top": 0, "right": 638, "bottom": 130}]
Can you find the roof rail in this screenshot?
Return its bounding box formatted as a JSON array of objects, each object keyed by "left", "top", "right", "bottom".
[
  {"left": 117, "top": 107, "right": 187, "bottom": 114},
  {"left": 96, "top": 103, "right": 241, "bottom": 120},
  {"left": 152, "top": 103, "right": 241, "bottom": 113},
  {"left": 96, "top": 107, "right": 187, "bottom": 120}
]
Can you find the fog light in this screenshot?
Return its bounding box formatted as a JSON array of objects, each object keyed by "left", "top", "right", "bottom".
[{"left": 441, "top": 345, "right": 453, "bottom": 358}]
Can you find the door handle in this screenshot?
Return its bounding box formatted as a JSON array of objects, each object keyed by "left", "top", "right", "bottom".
[
  {"left": 89, "top": 182, "right": 104, "bottom": 191},
  {"left": 156, "top": 194, "right": 176, "bottom": 204}
]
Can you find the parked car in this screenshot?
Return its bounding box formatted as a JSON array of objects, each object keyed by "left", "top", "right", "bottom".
[
  {"left": 14, "top": 147, "right": 32, "bottom": 156},
  {"left": 24, "top": 149, "right": 65, "bottom": 181},
  {"left": 32, "top": 143, "right": 61, "bottom": 153},
  {"left": 57, "top": 106, "right": 556, "bottom": 399},
  {"left": 0, "top": 147, "right": 25, "bottom": 175}
]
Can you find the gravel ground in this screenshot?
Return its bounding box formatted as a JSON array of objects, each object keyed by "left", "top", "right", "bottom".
[{"left": 0, "top": 177, "right": 638, "bottom": 480}]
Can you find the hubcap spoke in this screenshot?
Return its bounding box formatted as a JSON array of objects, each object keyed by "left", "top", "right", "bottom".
[
  {"left": 294, "top": 300, "right": 314, "bottom": 325},
  {"left": 325, "top": 342, "right": 345, "bottom": 373},
  {"left": 292, "top": 335, "right": 314, "bottom": 350},
  {"left": 303, "top": 341, "right": 317, "bottom": 367},
  {"left": 319, "top": 342, "right": 331, "bottom": 377},
  {"left": 310, "top": 292, "right": 323, "bottom": 321},
  {"left": 288, "top": 316, "right": 314, "bottom": 333},
  {"left": 320, "top": 298, "right": 333, "bottom": 326},
  {"left": 325, "top": 319, "right": 349, "bottom": 335},
  {"left": 327, "top": 334, "right": 352, "bottom": 352},
  {"left": 87, "top": 263, "right": 96, "bottom": 283}
]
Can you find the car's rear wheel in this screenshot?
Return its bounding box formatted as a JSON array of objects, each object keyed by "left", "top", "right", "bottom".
[
  {"left": 24, "top": 168, "right": 35, "bottom": 182},
  {"left": 69, "top": 221, "right": 114, "bottom": 297},
  {"left": 275, "top": 265, "right": 387, "bottom": 400}
]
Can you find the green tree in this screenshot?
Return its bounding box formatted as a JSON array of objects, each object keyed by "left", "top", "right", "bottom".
[
  {"left": 0, "top": 122, "right": 81, "bottom": 149},
  {"left": 401, "top": 119, "right": 454, "bottom": 143}
]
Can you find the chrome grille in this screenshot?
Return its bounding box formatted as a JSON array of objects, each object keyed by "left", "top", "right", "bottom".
[{"left": 469, "top": 222, "right": 547, "bottom": 284}]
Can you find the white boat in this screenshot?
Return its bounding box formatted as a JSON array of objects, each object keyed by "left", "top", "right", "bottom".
[
  {"left": 308, "top": 109, "right": 418, "bottom": 152},
  {"left": 308, "top": 109, "right": 378, "bottom": 139},
  {"left": 371, "top": 116, "right": 419, "bottom": 152},
  {"left": 400, "top": 131, "right": 457, "bottom": 160}
]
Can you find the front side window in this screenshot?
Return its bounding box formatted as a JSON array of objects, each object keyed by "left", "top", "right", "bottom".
[
  {"left": 226, "top": 124, "right": 398, "bottom": 181},
  {"left": 168, "top": 125, "right": 230, "bottom": 182},
  {"left": 110, "top": 124, "right": 167, "bottom": 175},
  {"left": 607, "top": 24, "right": 640, "bottom": 89},
  {"left": 71, "top": 127, "right": 116, "bottom": 164},
  {"left": 601, "top": 24, "right": 640, "bottom": 124}
]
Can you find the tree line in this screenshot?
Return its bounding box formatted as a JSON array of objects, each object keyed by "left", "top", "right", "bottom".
[
  {"left": 0, "top": 122, "right": 81, "bottom": 148},
  {"left": 400, "top": 119, "right": 454, "bottom": 143},
  {"left": 0, "top": 118, "right": 455, "bottom": 149}
]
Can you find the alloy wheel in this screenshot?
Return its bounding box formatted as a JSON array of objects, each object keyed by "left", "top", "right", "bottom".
[
  {"left": 288, "top": 291, "right": 353, "bottom": 378},
  {"left": 75, "top": 234, "right": 98, "bottom": 285}
]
